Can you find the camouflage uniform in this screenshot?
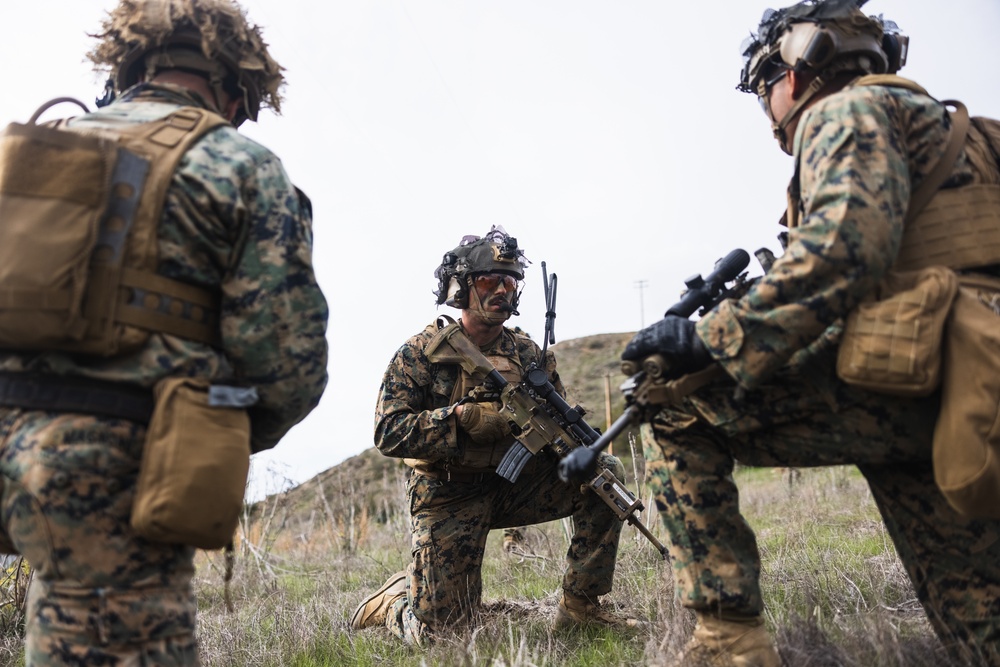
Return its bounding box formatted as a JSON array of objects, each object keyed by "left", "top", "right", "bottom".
[
  {"left": 375, "top": 319, "right": 623, "bottom": 644},
  {"left": 644, "top": 83, "right": 1000, "bottom": 662},
  {"left": 0, "top": 84, "right": 329, "bottom": 665}
]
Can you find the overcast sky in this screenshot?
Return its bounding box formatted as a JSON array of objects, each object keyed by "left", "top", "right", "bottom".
[{"left": 2, "top": 1, "right": 998, "bottom": 500}]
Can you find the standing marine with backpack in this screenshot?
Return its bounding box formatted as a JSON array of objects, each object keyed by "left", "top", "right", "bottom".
[{"left": 0, "top": 0, "right": 328, "bottom": 663}]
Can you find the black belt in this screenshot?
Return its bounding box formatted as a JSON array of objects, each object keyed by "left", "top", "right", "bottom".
[
  {"left": 0, "top": 372, "right": 154, "bottom": 424},
  {"left": 416, "top": 467, "right": 493, "bottom": 484}
]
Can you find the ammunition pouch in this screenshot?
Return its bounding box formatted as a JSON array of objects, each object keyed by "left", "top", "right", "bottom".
[
  {"left": 836, "top": 266, "right": 958, "bottom": 396},
  {"left": 131, "top": 377, "right": 251, "bottom": 549}
]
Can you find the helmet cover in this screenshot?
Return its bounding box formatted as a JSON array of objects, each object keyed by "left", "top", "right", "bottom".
[
  {"left": 87, "top": 0, "right": 284, "bottom": 124},
  {"left": 434, "top": 225, "right": 529, "bottom": 308}
]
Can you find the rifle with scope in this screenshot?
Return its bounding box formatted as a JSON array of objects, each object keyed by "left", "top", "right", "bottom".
[
  {"left": 425, "top": 262, "right": 668, "bottom": 558},
  {"left": 558, "top": 248, "right": 760, "bottom": 484}
]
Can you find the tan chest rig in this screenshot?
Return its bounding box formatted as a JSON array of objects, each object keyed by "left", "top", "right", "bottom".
[
  {"left": 0, "top": 99, "right": 228, "bottom": 356},
  {"left": 784, "top": 75, "right": 1000, "bottom": 271},
  {"left": 427, "top": 317, "right": 523, "bottom": 471}
]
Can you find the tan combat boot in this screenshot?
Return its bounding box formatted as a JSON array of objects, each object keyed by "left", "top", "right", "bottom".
[
  {"left": 679, "top": 613, "right": 780, "bottom": 667},
  {"left": 350, "top": 571, "right": 407, "bottom": 630},
  {"left": 502, "top": 529, "right": 528, "bottom": 556},
  {"left": 553, "top": 592, "right": 643, "bottom": 633}
]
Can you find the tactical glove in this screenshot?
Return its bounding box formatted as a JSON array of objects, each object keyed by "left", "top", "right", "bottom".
[
  {"left": 457, "top": 402, "right": 511, "bottom": 445},
  {"left": 621, "top": 315, "right": 713, "bottom": 375}
]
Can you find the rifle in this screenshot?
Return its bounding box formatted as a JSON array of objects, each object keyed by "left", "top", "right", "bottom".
[
  {"left": 425, "top": 264, "right": 668, "bottom": 559},
  {"left": 558, "top": 248, "right": 755, "bottom": 483}
]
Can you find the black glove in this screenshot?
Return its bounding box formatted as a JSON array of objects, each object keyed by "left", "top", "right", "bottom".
[{"left": 621, "top": 315, "right": 713, "bottom": 374}]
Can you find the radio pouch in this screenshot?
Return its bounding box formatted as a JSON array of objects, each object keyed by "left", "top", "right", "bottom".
[
  {"left": 131, "top": 377, "right": 251, "bottom": 549},
  {"left": 933, "top": 273, "right": 1000, "bottom": 518}
]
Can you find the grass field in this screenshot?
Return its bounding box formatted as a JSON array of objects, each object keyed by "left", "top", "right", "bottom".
[
  {"left": 184, "top": 447, "right": 959, "bottom": 667},
  {"left": 0, "top": 448, "right": 961, "bottom": 667}
]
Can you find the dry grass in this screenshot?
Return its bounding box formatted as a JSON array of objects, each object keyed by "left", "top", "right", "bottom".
[
  {"left": 187, "top": 459, "right": 958, "bottom": 666},
  {"left": 0, "top": 451, "right": 959, "bottom": 666}
]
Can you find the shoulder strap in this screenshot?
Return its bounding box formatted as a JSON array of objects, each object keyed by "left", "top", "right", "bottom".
[
  {"left": 851, "top": 75, "right": 970, "bottom": 223},
  {"left": 907, "top": 101, "right": 969, "bottom": 223},
  {"left": 852, "top": 74, "right": 930, "bottom": 97},
  {"left": 95, "top": 107, "right": 229, "bottom": 345}
]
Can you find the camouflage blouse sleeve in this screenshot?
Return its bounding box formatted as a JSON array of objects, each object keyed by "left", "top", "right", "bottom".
[
  {"left": 696, "top": 86, "right": 948, "bottom": 389},
  {"left": 373, "top": 326, "right": 463, "bottom": 462},
  {"left": 218, "top": 142, "right": 329, "bottom": 452}
]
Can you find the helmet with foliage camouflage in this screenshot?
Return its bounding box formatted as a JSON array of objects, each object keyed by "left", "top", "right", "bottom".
[
  {"left": 434, "top": 226, "right": 529, "bottom": 310},
  {"left": 87, "top": 0, "right": 284, "bottom": 126},
  {"left": 738, "top": 0, "right": 907, "bottom": 96}
]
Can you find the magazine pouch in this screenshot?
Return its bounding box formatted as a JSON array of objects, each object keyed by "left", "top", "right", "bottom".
[{"left": 837, "top": 266, "right": 958, "bottom": 396}]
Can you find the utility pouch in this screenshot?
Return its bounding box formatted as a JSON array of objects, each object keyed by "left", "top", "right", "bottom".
[
  {"left": 836, "top": 266, "right": 958, "bottom": 396},
  {"left": 933, "top": 274, "right": 1000, "bottom": 518},
  {"left": 131, "top": 377, "right": 252, "bottom": 549}
]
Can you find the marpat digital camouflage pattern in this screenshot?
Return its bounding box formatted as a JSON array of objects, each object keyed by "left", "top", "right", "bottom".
[
  {"left": 374, "top": 320, "right": 623, "bottom": 644},
  {"left": 645, "top": 82, "right": 1000, "bottom": 663},
  {"left": 0, "top": 83, "right": 328, "bottom": 664}
]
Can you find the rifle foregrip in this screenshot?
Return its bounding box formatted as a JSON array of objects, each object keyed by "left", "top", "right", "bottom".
[{"left": 558, "top": 446, "right": 597, "bottom": 483}]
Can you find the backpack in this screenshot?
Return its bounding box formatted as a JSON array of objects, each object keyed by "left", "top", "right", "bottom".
[{"left": 0, "top": 97, "right": 228, "bottom": 356}]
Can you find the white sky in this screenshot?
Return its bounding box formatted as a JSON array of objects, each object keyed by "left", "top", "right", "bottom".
[{"left": 2, "top": 1, "right": 998, "bottom": 500}]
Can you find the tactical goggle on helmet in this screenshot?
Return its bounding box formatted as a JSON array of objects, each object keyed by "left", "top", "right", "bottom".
[
  {"left": 738, "top": 0, "right": 908, "bottom": 97},
  {"left": 88, "top": 0, "right": 285, "bottom": 126},
  {"left": 434, "top": 226, "right": 528, "bottom": 310}
]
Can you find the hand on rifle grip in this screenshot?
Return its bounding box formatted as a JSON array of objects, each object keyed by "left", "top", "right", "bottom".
[
  {"left": 621, "top": 315, "right": 711, "bottom": 377},
  {"left": 457, "top": 402, "right": 511, "bottom": 445}
]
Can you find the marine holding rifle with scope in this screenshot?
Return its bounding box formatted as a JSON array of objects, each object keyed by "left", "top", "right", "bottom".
[
  {"left": 351, "top": 226, "right": 639, "bottom": 644},
  {"left": 612, "top": 0, "right": 1000, "bottom": 664}
]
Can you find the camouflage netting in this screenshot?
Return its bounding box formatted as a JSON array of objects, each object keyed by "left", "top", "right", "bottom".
[{"left": 87, "top": 0, "right": 284, "bottom": 115}]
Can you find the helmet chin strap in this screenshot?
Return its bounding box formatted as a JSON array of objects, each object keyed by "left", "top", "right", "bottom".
[
  {"left": 768, "top": 73, "right": 828, "bottom": 155},
  {"left": 467, "top": 280, "right": 513, "bottom": 326}
]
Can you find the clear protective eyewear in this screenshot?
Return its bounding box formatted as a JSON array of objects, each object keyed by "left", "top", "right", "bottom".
[{"left": 757, "top": 64, "right": 790, "bottom": 113}]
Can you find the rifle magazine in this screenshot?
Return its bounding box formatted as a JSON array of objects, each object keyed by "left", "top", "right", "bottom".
[{"left": 496, "top": 441, "right": 533, "bottom": 482}]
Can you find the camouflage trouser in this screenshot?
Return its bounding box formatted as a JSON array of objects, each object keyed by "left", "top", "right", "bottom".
[
  {"left": 386, "top": 452, "right": 624, "bottom": 644},
  {"left": 0, "top": 409, "right": 200, "bottom": 666},
  {"left": 642, "top": 370, "right": 1000, "bottom": 663}
]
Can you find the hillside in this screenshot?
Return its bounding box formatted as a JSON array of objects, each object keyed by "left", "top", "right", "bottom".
[{"left": 549, "top": 331, "right": 636, "bottom": 431}]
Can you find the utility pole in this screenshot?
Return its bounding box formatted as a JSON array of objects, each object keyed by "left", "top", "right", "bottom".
[
  {"left": 634, "top": 279, "right": 649, "bottom": 329},
  {"left": 603, "top": 371, "right": 614, "bottom": 456}
]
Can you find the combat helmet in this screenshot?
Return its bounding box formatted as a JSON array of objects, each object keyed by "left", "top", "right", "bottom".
[
  {"left": 738, "top": 0, "right": 908, "bottom": 151},
  {"left": 434, "top": 226, "right": 529, "bottom": 313},
  {"left": 87, "top": 0, "right": 284, "bottom": 126}
]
